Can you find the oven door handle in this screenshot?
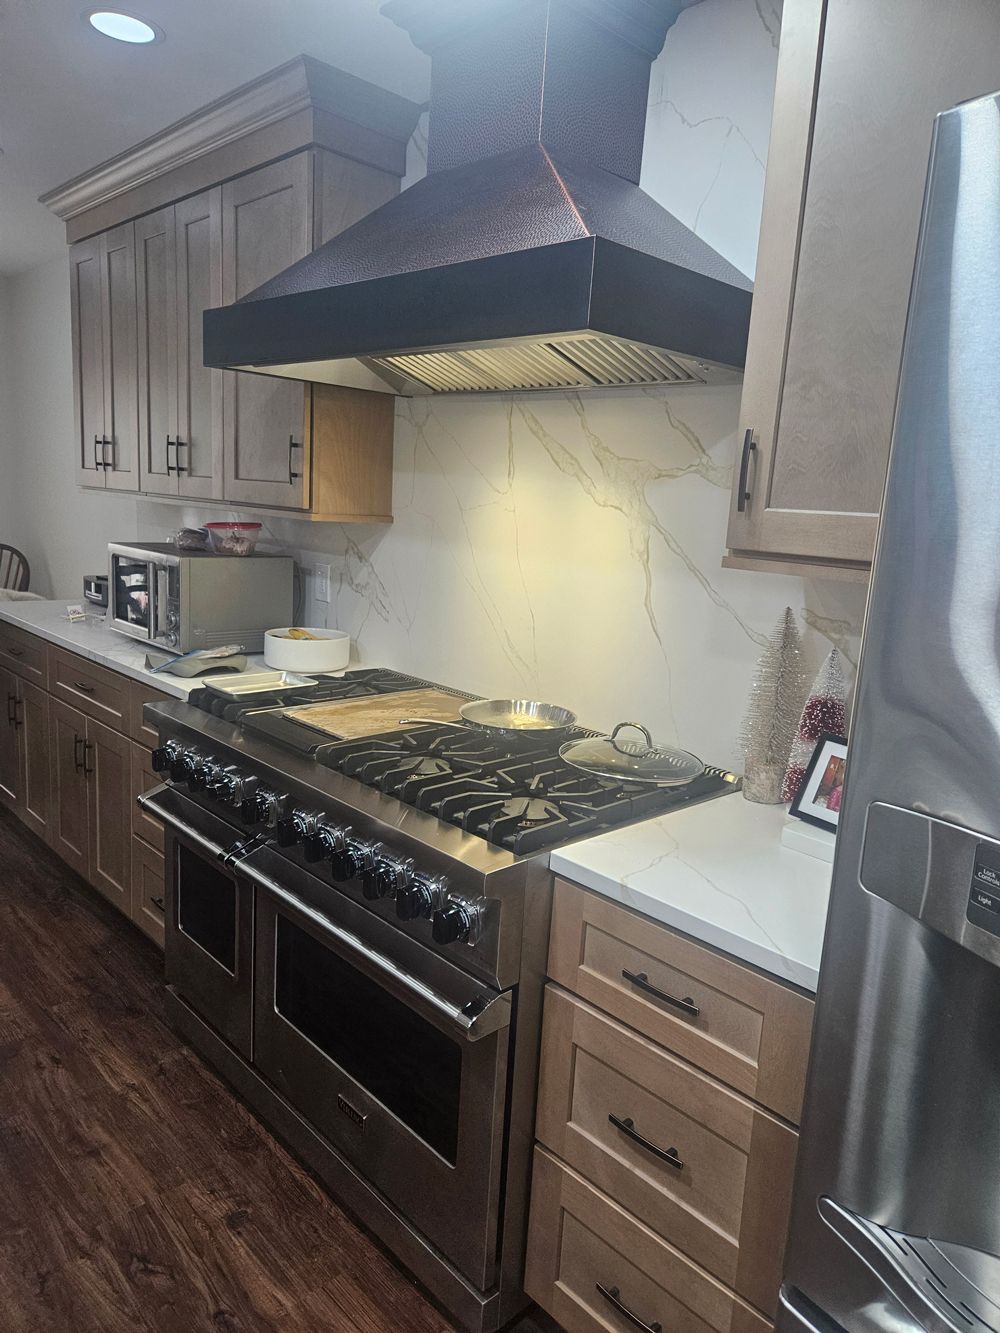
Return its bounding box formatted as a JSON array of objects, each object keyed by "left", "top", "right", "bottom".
[
  {"left": 138, "top": 785, "right": 235, "bottom": 864},
  {"left": 239, "top": 852, "right": 512, "bottom": 1045}
]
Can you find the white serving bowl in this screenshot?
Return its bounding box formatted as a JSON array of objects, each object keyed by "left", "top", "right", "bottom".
[{"left": 263, "top": 627, "right": 350, "bottom": 673}]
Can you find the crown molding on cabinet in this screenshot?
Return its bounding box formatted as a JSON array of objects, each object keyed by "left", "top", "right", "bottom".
[{"left": 41, "top": 55, "right": 423, "bottom": 243}]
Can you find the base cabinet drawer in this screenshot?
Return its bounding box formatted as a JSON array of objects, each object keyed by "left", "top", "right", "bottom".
[
  {"left": 0, "top": 623, "right": 47, "bottom": 686},
  {"left": 536, "top": 985, "right": 797, "bottom": 1316},
  {"left": 549, "top": 879, "right": 814, "bottom": 1123},
  {"left": 131, "top": 743, "right": 164, "bottom": 852},
  {"left": 526, "top": 1147, "right": 772, "bottom": 1333},
  {"left": 131, "top": 836, "right": 165, "bottom": 948},
  {"left": 49, "top": 647, "right": 129, "bottom": 730}
]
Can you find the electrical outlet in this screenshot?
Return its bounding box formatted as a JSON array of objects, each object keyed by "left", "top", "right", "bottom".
[{"left": 314, "top": 563, "right": 331, "bottom": 605}]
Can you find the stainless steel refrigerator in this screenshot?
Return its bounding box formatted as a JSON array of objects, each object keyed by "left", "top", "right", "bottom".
[{"left": 779, "top": 89, "right": 1000, "bottom": 1333}]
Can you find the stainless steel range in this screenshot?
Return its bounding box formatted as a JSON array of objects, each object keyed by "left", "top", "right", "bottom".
[{"left": 140, "top": 668, "right": 737, "bottom": 1331}]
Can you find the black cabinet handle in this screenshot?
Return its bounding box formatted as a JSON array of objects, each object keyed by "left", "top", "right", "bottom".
[
  {"left": 6, "top": 693, "right": 16, "bottom": 726},
  {"left": 11, "top": 698, "right": 23, "bottom": 729},
  {"left": 288, "top": 434, "right": 302, "bottom": 485},
  {"left": 151, "top": 896, "right": 165, "bottom": 913},
  {"left": 93, "top": 435, "right": 106, "bottom": 471},
  {"left": 102, "top": 436, "right": 114, "bottom": 472},
  {"left": 166, "top": 435, "right": 176, "bottom": 474},
  {"left": 73, "top": 681, "right": 96, "bottom": 695},
  {"left": 83, "top": 741, "right": 94, "bottom": 777},
  {"left": 596, "top": 1284, "right": 662, "bottom": 1333},
  {"left": 7, "top": 647, "right": 23, "bottom": 658},
  {"left": 73, "top": 735, "right": 85, "bottom": 773},
  {"left": 621, "top": 969, "right": 700, "bottom": 1018},
  {"left": 736, "top": 427, "right": 756, "bottom": 512},
  {"left": 175, "top": 437, "right": 188, "bottom": 474},
  {"left": 609, "top": 1114, "right": 684, "bottom": 1170}
]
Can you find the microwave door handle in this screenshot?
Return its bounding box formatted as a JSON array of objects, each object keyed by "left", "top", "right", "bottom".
[
  {"left": 237, "top": 852, "right": 511, "bottom": 1044},
  {"left": 154, "top": 563, "right": 170, "bottom": 643}
]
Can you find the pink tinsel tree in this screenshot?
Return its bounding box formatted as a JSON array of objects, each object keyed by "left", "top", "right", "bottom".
[{"left": 782, "top": 649, "right": 849, "bottom": 803}]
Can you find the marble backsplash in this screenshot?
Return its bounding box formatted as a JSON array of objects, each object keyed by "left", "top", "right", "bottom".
[{"left": 139, "top": 0, "right": 868, "bottom": 773}]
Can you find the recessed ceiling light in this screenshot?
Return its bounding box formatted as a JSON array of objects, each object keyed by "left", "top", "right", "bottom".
[{"left": 85, "top": 9, "right": 163, "bottom": 44}]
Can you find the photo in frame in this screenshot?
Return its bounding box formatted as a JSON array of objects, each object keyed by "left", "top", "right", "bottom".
[{"left": 788, "top": 732, "right": 848, "bottom": 833}]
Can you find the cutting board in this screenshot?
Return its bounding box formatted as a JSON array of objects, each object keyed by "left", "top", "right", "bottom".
[{"left": 284, "top": 688, "right": 468, "bottom": 740}]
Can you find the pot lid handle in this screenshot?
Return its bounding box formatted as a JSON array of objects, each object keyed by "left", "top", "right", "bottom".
[{"left": 610, "top": 721, "right": 654, "bottom": 751}]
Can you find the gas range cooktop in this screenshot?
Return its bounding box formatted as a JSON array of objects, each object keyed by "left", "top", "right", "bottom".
[{"left": 185, "top": 668, "right": 737, "bottom": 856}]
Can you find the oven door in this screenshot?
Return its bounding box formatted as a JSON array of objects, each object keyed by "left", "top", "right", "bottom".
[
  {"left": 108, "top": 548, "right": 156, "bottom": 641},
  {"left": 240, "top": 845, "right": 512, "bottom": 1291},
  {"left": 139, "top": 784, "right": 254, "bottom": 1060}
]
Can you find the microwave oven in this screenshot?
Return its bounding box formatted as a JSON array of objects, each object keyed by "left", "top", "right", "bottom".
[{"left": 107, "top": 542, "right": 295, "bottom": 654}]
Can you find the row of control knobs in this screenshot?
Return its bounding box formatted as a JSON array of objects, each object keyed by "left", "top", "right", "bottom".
[{"left": 152, "top": 741, "right": 481, "bottom": 945}]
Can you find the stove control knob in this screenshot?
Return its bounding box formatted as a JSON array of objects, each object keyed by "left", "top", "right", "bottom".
[
  {"left": 151, "top": 741, "right": 180, "bottom": 774},
  {"left": 432, "top": 896, "right": 482, "bottom": 946},
  {"left": 362, "top": 851, "right": 412, "bottom": 901},
  {"left": 207, "top": 766, "right": 238, "bottom": 800},
  {"left": 306, "top": 823, "right": 348, "bottom": 863},
  {"left": 188, "top": 759, "right": 218, "bottom": 793},
  {"left": 236, "top": 779, "right": 263, "bottom": 822},
  {"left": 329, "top": 833, "right": 365, "bottom": 883},
  {"left": 171, "top": 747, "right": 200, "bottom": 784},
  {"left": 275, "top": 812, "right": 304, "bottom": 849},
  {"left": 396, "top": 871, "right": 447, "bottom": 922},
  {"left": 254, "top": 790, "right": 287, "bottom": 829}
]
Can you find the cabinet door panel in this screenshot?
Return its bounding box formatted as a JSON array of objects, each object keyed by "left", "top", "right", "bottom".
[
  {"left": 101, "top": 223, "right": 140, "bottom": 492},
  {"left": 70, "top": 235, "right": 107, "bottom": 488},
  {"left": 176, "top": 188, "right": 224, "bottom": 500},
  {"left": 136, "top": 207, "right": 178, "bottom": 496},
  {"left": 728, "top": 0, "right": 1000, "bottom": 569},
  {"left": 48, "top": 699, "right": 89, "bottom": 879},
  {"left": 131, "top": 837, "right": 165, "bottom": 948},
  {"left": 86, "top": 718, "right": 131, "bottom": 911},
  {"left": 17, "top": 680, "right": 50, "bottom": 842},
  {"left": 0, "top": 665, "right": 20, "bottom": 811},
  {"left": 222, "top": 155, "right": 312, "bottom": 509}
]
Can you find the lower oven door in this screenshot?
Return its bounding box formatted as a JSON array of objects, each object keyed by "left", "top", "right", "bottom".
[
  {"left": 240, "top": 846, "right": 512, "bottom": 1291},
  {"left": 139, "top": 784, "right": 254, "bottom": 1060}
]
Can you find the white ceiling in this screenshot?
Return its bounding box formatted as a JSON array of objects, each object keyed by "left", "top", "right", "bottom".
[{"left": 0, "top": 0, "right": 431, "bottom": 275}]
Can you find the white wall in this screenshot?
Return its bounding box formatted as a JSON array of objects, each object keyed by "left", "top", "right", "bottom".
[
  {"left": 0, "top": 0, "right": 867, "bottom": 771},
  {"left": 0, "top": 258, "right": 139, "bottom": 595}
]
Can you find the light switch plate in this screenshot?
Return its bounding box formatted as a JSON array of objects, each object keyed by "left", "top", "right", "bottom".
[{"left": 314, "top": 563, "right": 331, "bottom": 604}]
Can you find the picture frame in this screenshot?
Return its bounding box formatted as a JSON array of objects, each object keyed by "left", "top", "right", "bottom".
[{"left": 788, "top": 732, "right": 848, "bottom": 833}]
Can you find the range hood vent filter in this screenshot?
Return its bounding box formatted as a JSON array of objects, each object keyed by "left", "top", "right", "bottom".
[{"left": 370, "top": 334, "right": 703, "bottom": 394}]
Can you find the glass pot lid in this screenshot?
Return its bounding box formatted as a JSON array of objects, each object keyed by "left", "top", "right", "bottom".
[{"left": 559, "top": 722, "right": 704, "bottom": 786}]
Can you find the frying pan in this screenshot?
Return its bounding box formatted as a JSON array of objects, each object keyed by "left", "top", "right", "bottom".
[{"left": 399, "top": 697, "right": 577, "bottom": 741}]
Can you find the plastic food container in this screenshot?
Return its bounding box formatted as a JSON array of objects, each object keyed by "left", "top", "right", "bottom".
[
  {"left": 263, "top": 628, "right": 351, "bottom": 673},
  {"left": 205, "top": 521, "right": 262, "bottom": 555}
]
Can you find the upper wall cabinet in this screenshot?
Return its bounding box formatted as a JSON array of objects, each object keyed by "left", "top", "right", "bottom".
[
  {"left": 70, "top": 224, "right": 140, "bottom": 491},
  {"left": 726, "top": 0, "right": 1000, "bottom": 578},
  {"left": 50, "top": 57, "right": 420, "bottom": 522}
]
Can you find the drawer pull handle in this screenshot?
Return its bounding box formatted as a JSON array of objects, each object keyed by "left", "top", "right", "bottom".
[
  {"left": 736, "top": 427, "right": 756, "bottom": 512},
  {"left": 596, "top": 1283, "right": 662, "bottom": 1333},
  {"left": 609, "top": 1114, "right": 684, "bottom": 1170},
  {"left": 73, "top": 681, "right": 96, "bottom": 695},
  {"left": 151, "top": 896, "right": 165, "bottom": 913},
  {"left": 621, "top": 969, "right": 700, "bottom": 1017},
  {"left": 7, "top": 647, "right": 23, "bottom": 658}
]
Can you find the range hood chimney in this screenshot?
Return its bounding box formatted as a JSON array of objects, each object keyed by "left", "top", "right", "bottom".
[{"left": 203, "top": 0, "right": 754, "bottom": 396}]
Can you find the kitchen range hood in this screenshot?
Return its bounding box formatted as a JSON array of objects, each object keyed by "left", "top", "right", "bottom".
[{"left": 203, "top": 0, "right": 754, "bottom": 396}]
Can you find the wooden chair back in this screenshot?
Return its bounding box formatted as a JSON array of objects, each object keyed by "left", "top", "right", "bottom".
[{"left": 0, "top": 545, "right": 30, "bottom": 592}]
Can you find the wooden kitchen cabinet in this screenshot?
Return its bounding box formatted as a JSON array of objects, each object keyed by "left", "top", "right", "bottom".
[
  {"left": 221, "top": 154, "right": 314, "bottom": 510},
  {"left": 137, "top": 191, "right": 225, "bottom": 500},
  {"left": 71, "top": 224, "right": 140, "bottom": 492},
  {"left": 726, "top": 0, "right": 1000, "bottom": 576},
  {"left": 48, "top": 698, "right": 90, "bottom": 879},
  {"left": 528, "top": 878, "right": 814, "bottom": 1330},
  {"left": 47, "top": 696, "right": 132, "bottom": 912},
  {"left": 0, "top": 669, "right": 52, "bottom": 840},
  {"left": 0, "top": 665, "right": 20, "bottom": 811}
]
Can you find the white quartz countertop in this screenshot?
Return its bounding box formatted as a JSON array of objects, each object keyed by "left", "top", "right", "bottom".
[
  {"left": 0, "top": 599, "right": 265, "bottom": 700},
  {"left": 550, "top": 792, "right": 832, "bottom": 992}
]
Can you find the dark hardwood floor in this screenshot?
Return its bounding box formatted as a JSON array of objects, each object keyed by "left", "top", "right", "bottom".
[{"left": 0, "top": 812, "right": 549, "bottom": 1333}]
